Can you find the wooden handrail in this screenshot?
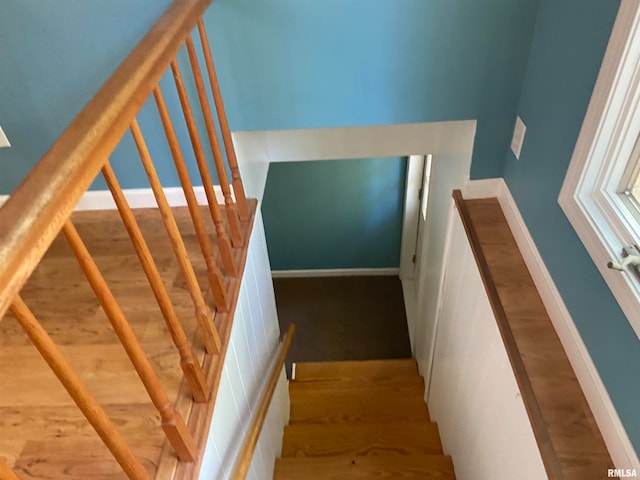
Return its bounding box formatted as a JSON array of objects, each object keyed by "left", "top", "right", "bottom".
[
  {"left": 452, "top": 190, "right": 563, "bottom": 479},
  {"left": 0, "top": 0, "right": 255, "bottom": 475},
  {"left": 0, "top": 0, "right": 212, "bottom": 321},
  {"left": 229, "top": 324, "right": 296, "bottom": 480}
]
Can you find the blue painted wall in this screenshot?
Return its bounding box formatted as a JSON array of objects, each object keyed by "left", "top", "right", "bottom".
[
  {"left": 503, "top": 0, "right": 640, "bottom": 453},
  {"left": 204, "top": 0, "right": 540, "bottom": 180},
  {"left": 202, "top": 0, "right": 540, "bottom": 270},
  {"left": 0, "top": 1, "right": 174, "bottom": 193},
  {"left": 0, "top": 0, "right": 540, "bottom": 195},
  {"left": 0, "top": 1, "right": 231, "bottom": 195},
  {"left": 262, "top": 158, "right": 406, "bottom": 270}
]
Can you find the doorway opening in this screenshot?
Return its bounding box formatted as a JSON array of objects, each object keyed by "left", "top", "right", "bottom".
[{"left": 232, "top": 121, "right": 475, "bottom": 379}]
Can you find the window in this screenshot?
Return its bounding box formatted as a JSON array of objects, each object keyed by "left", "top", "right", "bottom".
[
  {"left": 620, "top": 135, "right": 640, "bottom": 214},
  {"left": 559, "top": 1, "right": 640, "bottom": 338}
]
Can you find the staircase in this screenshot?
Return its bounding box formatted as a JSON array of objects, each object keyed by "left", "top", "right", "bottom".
[{"left": 274, "top": 359, "right": 455, "bottom": 479}]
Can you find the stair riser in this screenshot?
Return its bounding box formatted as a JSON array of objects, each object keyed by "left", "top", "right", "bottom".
[
  {"left": 274, "top": 454, "right": 455, "bottom": 479},
  {"left": 294, "top": 359, "right": 418, "bottom": 381},
  {"left": 282, "top": 422, "right": 443, "bottom": 457}
]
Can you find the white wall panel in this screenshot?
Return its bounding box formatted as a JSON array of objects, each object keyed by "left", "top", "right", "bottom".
[
  {"left": 245, "top": 369, "right": 289, "bottom": 479},
  {"left": 427, "top": 211, "right": 548, "bottom": 480},
  {"left": 200, "top": 211, "right": 288, "bottom": 480}
]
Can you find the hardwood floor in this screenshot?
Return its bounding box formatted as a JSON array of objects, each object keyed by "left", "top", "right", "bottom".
[{"left": 0, "top": 206, "right": 222, "bottom": 479}]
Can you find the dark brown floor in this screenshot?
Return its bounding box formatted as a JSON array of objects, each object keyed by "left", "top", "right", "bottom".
[{"left": 272, "top": 275, "right": 412, "bottom": 375}]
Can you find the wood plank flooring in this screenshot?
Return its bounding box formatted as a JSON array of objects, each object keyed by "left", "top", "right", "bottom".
[{"left": 0, "top": 206, "right": 230, "bottom": 479}]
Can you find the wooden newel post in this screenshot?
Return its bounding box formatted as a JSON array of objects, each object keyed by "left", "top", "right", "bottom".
[
  {"left": 10, "top": 295, "right": 148, "bottom": 479},
  {"left": 196, "top": 18, "right": 249, "bottom": 222},
  {"left": 61, "top": 221, "right": 198, "bottom": 461}
]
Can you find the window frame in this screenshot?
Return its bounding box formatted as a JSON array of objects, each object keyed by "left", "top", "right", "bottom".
[{"left": 559, "top": 0, "right": 640, "bottom": 338}]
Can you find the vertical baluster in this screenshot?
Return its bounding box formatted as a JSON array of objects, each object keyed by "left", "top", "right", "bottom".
[
  {"left": 171, "top": 59, "right": 237, "bottom": 278},
  {"left": 152, "top": 86, "right": 230, "bottom": 312},
  {"left": 0, "top": 459, "right": 22, "bottom": 480},
  {"left": 130, "top": 118, "right": 221, "bottom": 354},
  {"left": 61, "top": 221, "right": 197, "bottom": 462},
  {"left": 10, "top": 295, "right": 148, "bottom": 479},
  {"left": 102, "top": 161, "right": 209, "bottom": 402},
  {"left": 196, "top": 18, "right": 249, "bottom": 222},
  {"left": 184, "top": 35, "right": 243, "bottom": 248}
]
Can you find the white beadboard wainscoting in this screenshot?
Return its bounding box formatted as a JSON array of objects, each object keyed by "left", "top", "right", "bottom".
[
  {"left": 199, "top": 211, "right": 289, "bottom": 480},
  {"left": 427, "top": 207, "right": 548, "bottom": 480}
]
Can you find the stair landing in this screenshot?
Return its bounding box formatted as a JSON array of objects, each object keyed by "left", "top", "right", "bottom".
[
  {"left": 275, "top": 359, "right": 455, "bottom": 479},
  {"left": 0, "top": 206, "right": 234, "bottom": 479}
]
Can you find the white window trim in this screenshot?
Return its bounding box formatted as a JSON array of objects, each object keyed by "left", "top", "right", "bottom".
[{"left": 559, "top": 0, "right": 640, "bottom": 338}]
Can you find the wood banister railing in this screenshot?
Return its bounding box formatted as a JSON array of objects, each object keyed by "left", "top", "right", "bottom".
[
  {"left": 196, "top": 19, "right": 250, "bottom": 222},
  {"left": 185, "top": 35, "right": 244, "bottom": 249},
  {"left": 170, "top": 59, "right": 238, "bottom": 278},
  {"left": 153, "top": 86, "right": 230, "bottom": 313},
  {"left": 10, "top": 295, "right": 148, "bottom": 479},
  {"left": 102, "top": 161, "right": 210, "bottom": 403},
  {"left": 131, "top": 118, "right": 222, "bottom": 355},
  {"left": 452, "top": 190, "right": 562, "bottom": 477},
  {"left": 0, "top": 0, "right": 216, "bottom": 321},
  {"left": 451, "top": 190, "right": 607, "bottom": 479},
  {"left": 61, "top": 220, "right": 198, "bottom": 462},
  {"left": 230, "top": 324, "right": 296, "bottom": 480},
  {"left": 0, "top": 0, "right": 255, "bottom": 477}
]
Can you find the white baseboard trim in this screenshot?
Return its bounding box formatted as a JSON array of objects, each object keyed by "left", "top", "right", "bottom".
[
  {"left": 462, "top": 178, "right": 502, "bottom": 199},
  {"left": 0, "top": 185, "right": 232, "bottom": 211},
  {"left": 271, "top": 268, "right": 399, "bottom": 278},
  {"left": 465, "top": 178, "right": 639, "bottom": 470}
]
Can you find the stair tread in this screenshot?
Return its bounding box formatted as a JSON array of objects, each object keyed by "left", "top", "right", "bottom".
[
  {"left": 294, "top": 359, "right": 418, "bottom": 381},
  {"left": 290, "top": 375, "right": 424, "bottom": 393},
  {"left": 274, "top": 453, "right": 455, "bottom": 479},
  {"left": 290, "top": 385, "right": 430, "bottom": 424},
  {"left": 282, "top": 420, "right": 443, "bottom": 457}
]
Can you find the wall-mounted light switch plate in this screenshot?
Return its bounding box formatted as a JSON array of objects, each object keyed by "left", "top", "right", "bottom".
[
  {"left": 0, "top": 126, "right": 11, "bottom": 148},
  {"left": 511, "top": 115, "right": 526, "bottom": 160}
]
